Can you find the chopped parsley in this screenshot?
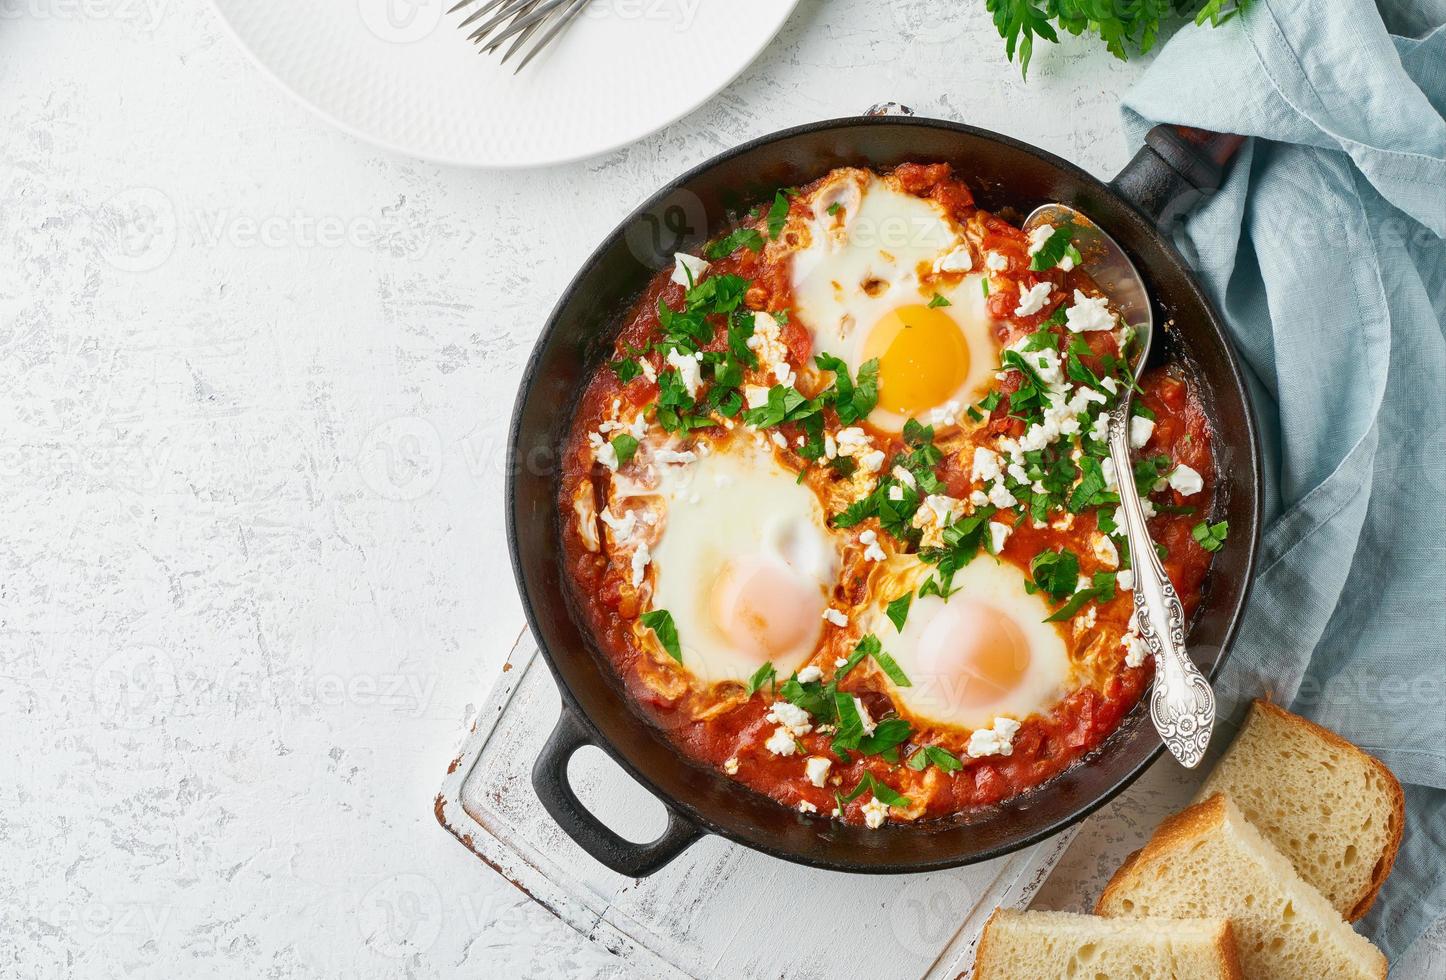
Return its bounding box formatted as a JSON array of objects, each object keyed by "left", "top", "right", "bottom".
[
  {"left": 906, "top": 744, "right": 964, "bottom": 773},
  {"left": 766, "top": 191, "right": 791, "bottom": 239},
  {"left": 640, "top": 609, "right": 682, "bottom": 662},
  {"left": 1028, "top": 223, "right": 1083, "bottom": 271},
  {"left": 1044, "top": 570, "right": 1117, "bottom": 623},
  {"left": 826, "top": 201, "right": 843, "bottom": 216},
  {"left": 610, "top": 433, "right": 639, "bottom": 467},
  {"left": 1192, "top": 520, "right": 1229, "bottom": 552},
  {"left": 885, "top": 592, "right": 913, "bottom": 632},
  {"left": 703, "top": 227, "right": 764, "bottom": 260},
  {"left": 839, "top": 771, "right": 910, "bottom": 808},
  {"left": 745, "top": 661, "right": 776, "bottom": 696},
  {"left": 1029, "top": 548, "right": 1081, "bottom": 601},
  {"left": 927, "top": 294, "right": 952, "bottom": 309}
]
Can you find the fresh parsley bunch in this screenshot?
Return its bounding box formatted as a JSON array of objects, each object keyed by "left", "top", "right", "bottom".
[{"left": 985, "top": 0, "right": 1251, "bottom": 77}]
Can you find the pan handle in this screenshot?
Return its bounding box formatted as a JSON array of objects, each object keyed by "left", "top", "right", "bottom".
[
  {"left": 1111, "top": 125, "right": 1247, "bottom": 231},
  {"left": 531, "top": 704, "right": 705, "bottom": 877}
]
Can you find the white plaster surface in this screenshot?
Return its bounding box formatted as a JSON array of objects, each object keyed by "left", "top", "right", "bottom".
[{"left": 0, "top": 1, "right": 1165, "bottom": 976}]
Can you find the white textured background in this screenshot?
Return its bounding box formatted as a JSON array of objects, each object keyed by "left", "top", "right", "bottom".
[{"left": 0, "top": 1, "right": 1158, "bottom": 976}]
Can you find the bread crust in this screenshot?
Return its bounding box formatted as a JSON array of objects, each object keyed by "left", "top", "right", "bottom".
[
  {"left": 1095, "top": 794, "right": 1230, "bottom": 915},
  {"left": 973, "top": 906, "right": 1245, "bottom": 980},
  {"left": 1248, "top": 699, "right": 1405, "bottom": 921},
  {"left": 1215, "top": 919, "right": 1245, "bottom": 980}
]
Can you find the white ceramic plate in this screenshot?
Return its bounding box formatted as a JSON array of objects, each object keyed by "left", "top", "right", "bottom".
[{"left": 210, "top": 0, "right": 801, "bottom": 169}]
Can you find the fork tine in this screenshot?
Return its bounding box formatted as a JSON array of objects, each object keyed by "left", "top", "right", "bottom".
[
  {"left": 461, "top": 0, "right": 533, "bottom": 35},
  {"left": 483, "top": 0, "right": 571, "bottom": 49},
  {"left": 495, "top": 17, "right": 545, "bottom": 61},
  {"left": 511, "top": 0, "right": 589, "bottom": 72}
]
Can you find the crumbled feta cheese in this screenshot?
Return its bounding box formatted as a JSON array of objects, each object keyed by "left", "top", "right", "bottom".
[
  {"left": 589, "top": 432, "right": 619, "bottom": 470},
  {"left": 858, "top": 449, "right": 886, "bottom": 473},
  {"left": 797, "top": 800, "right": 818, "bottom": 814},
  {"left": 765, "top": 727, "right": 798, "bottom": 756},
  {"left": 1014, "top": 280, "right": 1053, "bottom": 316},
  {"left": 822, "top": 608, "right": 848, "bottom": 628},
  {"left": 1092, "top": 532, "right": 1120, "bottom": 568},
  {"left": 1117, "top": 569, "right": 1135, "bottom": 591},
  {"left": 666, "top": 348, "right": 702, "bottom": 397},
  {"left": 969, "top": 489, "right": 990, "bottom": 507},
  {"left": 1090, "top": 412, "right": 1110, "bottom": 443},
  {"left": 990, "top": 521, "right": 1012, "bottom": 554},
  {"left": 1100, "top": 376, "right": 1119, "bottom": 395},
  {"left": 824, "top": 433, "right": 838, "bottom": 459},
  {"left": 767, "top": 701, "right": 813, "bottom": 735},
  {"left": 1029, "top": 346, "right": 1064, "bottom": 387},
  {"left": 971, "top": 446, "right": 1003, "bottom": 483},
  {"left": 888, "top": 485, "right": 905, "bottom": 501},
  {"left": 744, "top": 384, "right": 771, "bottom": 409},
  {"left": 1168, "top": 464, "right": 1204, "bottom": 497},
  {"left": 599, "top": 508, "right": 637, "bottom": 544},
  {"left": 966, "top": 717, "right": 1022, "bottom": 759},
  {"left": 933, "top": 245, "right": 973, "bottom": 274},
  {"left": 630, "top": 543, "right": 651, "bottom": 587},
  {"left": 804, "top": 756, "right": 832, "bottom": 788},
  {"left": 859, "top": 529, "right": 887, "bottom": 562},
  {"left": 928, "top": 399, "right": 963, "bottom": 428},
  {"left": 987, "top": 480, "right": 1018, "bottom": 509},
  {"left": 796, "top": 665, "right": 823, "bottom": 684},
  {"left": 771, "top": 431, "right": 789, "bottom": 450},
  {"left": 747, "top": 312, "right": 796, "bottom": 388},
  {"left": 985, "top": 250, "right": 1009, "bottom": 272},
  {"left": 1026, "top": 223, "right": 1055, "bottom": 255},
  {"left": 1007, "top": 461, "right": 1029, "bottom": 485},
  {"left": 1123, "top": 631, "right": 1149, "bottom": 668},
  {"left": 835, "top": 427, "right": 871, "bottom": 456},
  {"left": 1130, "top": 415, "right": 1155, "bottom": 449},
  {"left": 862, "top": 796, "right": 890, "bottom": 829},
  {"left": 891, "top": 465, "right": 917, "bottom": 488},
  {"left": 723, "top": 757, "right": 739, "bottom": 775},
  {"left": 671, "top": 252, "right": 710, "bottom": 286},
  {"left": 1064, "top": 289, "right": 1115, "bottom": 333},
  {"left": 1100, "top": 456, "right": 1118, "bottom": 490}
]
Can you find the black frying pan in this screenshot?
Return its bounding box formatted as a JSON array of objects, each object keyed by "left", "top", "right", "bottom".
[{"left": 506, "top": 113, "right": 1261, "bottom": 877}]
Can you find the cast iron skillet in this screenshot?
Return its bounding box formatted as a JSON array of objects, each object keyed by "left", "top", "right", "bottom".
[{"left": 508, "top": 112, "right": 1261, "bottom": 878}]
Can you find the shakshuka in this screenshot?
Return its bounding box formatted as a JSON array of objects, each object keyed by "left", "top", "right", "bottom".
[{"left": 558, "top": 164, "right": 1224, "bottom": 829}]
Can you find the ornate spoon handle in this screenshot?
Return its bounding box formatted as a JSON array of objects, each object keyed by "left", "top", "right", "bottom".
[{"left": 1108, "top": 401, "right": 1216, "bottom": 768}]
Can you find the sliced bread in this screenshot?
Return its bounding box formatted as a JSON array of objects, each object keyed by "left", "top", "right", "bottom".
[
  {"left": 972, "top": 908, "right": 1242, "bottom": 979},
  {"left": 1096, "top": 794, "right": 1387, "bottom": 979},
  {"left": 1197, "top": 698, "right": 1404, "bottom": 920}
]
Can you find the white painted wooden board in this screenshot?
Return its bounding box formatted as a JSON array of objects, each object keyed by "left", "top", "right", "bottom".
[{"left": 438, "top": 631, "right": 1077, "bottom": 979}]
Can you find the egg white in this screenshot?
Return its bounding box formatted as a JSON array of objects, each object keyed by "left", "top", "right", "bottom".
[
  {"left": 865, "top": 555, "right": 1070, "bottom": 731},
  {"left": 786, "top": 171, "right": 999, "bottom": 431},
  {"left": 645, "top": 439, "right": 837, "bottom": 686}
]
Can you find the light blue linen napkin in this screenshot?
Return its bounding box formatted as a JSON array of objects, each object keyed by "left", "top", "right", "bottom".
[{"left": 1120, "top": 0, "right": 1446, "bottom": 965}]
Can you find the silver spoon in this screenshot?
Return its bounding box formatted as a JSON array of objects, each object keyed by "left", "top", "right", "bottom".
[{"left": 1023, "top": 204, "right": 1216, "bottom": 769}]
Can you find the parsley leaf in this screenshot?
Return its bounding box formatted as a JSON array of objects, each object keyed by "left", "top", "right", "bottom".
[
  {"left": 745, "top": 661, "right": 776, "bottom": 696},
  {"left": 610, "top": 434, "right": 639, "bottom": 467},
  {"left": 766, "top": 191, "right": 790, "bottom": 239},
  {"left": 842, "top": 772, "right": 910, "bottom": 808},
  {"left": 1044, "top": 570, "right": 1117, "bottom": 623},
  {"left": 1028, "top": 224, "right": 1080, "bottom": 271},
  {"left": 885, "top": 592, "right": 913, "bottom": 632},
  {"left": 927, "top": 294, "right": 951, "bottom": 308},
  {"left": 640, "top": 610, "right": 682, "bottom": 662},
  {"left": 906, "top": 744, "right": 964, "bottom": 773},
  {"left": 1192, "top": 520, "right": 1229, "bottom": 552},
  {"left": 703, "top": 227, "right": 764, "bottom": 260},
  {"left": 1029, "top": 548, "right": 1081, "bottom": 601}
]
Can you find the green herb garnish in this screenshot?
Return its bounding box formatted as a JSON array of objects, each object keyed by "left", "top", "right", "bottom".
[
  {"left": 1192, "top": 520, "right": 1229, "bottom": 552},
  {"left": 640, "top": 609, "right": 682, "bottom": 662}
]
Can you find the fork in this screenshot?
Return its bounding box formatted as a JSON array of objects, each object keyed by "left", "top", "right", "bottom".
[{"left": 449, "top": 0, "right": 594, "bottom": 73}]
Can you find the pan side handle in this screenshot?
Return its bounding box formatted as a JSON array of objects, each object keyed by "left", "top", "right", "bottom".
[
  {"left": 531, "top": 705, "right": 705, "bottom": 878},
  {"left": 1112, "top": 125, "right": 1246, "bottom": 231}
]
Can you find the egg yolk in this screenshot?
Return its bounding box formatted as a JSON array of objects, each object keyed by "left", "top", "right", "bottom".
[
  {"left": 917, "top": 599, "right": 1031, "bottom": 709},
  {"left": 861, "top": 304, "right": 970, "bottom": 416},
  {"left": 710, "top": 557, "right": 822, "bottom": 661}
]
